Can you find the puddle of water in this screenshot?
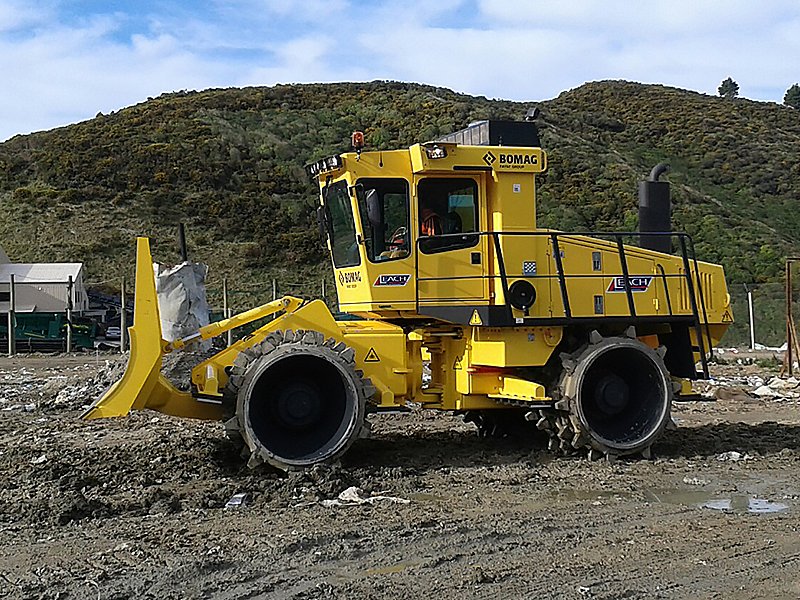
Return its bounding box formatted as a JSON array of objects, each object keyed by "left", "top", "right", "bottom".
[
  {"left": 701, "top": 498, "right": 733, "bottom": 511},
  {"left": 747, "top": 498, "right": 790, "bottom": 514},
  {"left": 647, "top": 489, "right": 790, "bottom": 514},
  {"left": 550, "top": 489, "right": 633, "bottom": 502}
]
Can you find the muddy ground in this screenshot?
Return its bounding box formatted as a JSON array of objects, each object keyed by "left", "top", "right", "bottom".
[{"left": 1, "top": 352, "right": 799, "bottom": 599}]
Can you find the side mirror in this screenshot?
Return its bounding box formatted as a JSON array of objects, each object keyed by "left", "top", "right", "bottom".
[{"left": 365, "top": 189, "right": 382, "bottom": 229}]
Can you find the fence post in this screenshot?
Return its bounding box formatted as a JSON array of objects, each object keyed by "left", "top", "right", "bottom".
[
  {"left": 272, "top": 279, "right": 277, "bottom": 301},
  {"left": 7, "top": 274, "right": 15, "bottom": 357},
  {"left": 787, "top": 262, "right": 794, "bottom": 376},
  {"left": 321, "top": 278, "right": 326, "bottom": 305},
  {"left": 223, "top": 277, "right": 232, "bottom": 347},
  {"left": 120, "top": 277, "right": 127, "bottom": 353},
  {"left": 66, "top": 275, "right": 73, "bottom": 353},
  {"left": 746, "top": 285, "right": 755, "bottom": 351}
]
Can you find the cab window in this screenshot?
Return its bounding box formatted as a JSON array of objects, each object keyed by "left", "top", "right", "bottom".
[
  {"left": 356, "top": 178, "right": 410, "bottom": 263},
  {"left": 418, "top": 178, "right": 479, "bottom": 253},
  {"left": 326, "top": 180, "right": 360, "bottom": 268}
]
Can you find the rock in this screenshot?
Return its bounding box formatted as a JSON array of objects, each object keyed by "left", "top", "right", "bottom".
[
  {"left": 713, "top": 386, "right": 755, "bottom": 402},
  {"left": 752, "top": 386, "right": 779, "bottom": 398}
]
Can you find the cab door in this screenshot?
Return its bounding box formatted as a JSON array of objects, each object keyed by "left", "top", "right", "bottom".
[{"left": 415, "top": 175, "right": 488, "bottom": 307}]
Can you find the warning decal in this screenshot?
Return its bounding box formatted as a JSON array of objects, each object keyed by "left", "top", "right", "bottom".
[
  {"left": 469, "top": 310, "right": 483, "bottom": 326},
  {"left": 364, "top": 348, "right": 380, "bottom": 362},
  {"left": 453, "top": 356, "right": 462, "bottom": 370},
  {"left": 721, "top": 310, "right": 733, "bottom": 323}
]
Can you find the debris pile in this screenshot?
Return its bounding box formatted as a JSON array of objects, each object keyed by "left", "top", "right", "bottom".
[
  {"left": 47, "top": 359, "right": 127, "bottom": 411},
  {"left": 699, "top": 374, "right": 800, "bottom": 404}
]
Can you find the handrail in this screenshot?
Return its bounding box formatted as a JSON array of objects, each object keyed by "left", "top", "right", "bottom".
[
  {"left": 491, "top": 232, "right": 514, "bottom": 323},
  {"left": 615, "top": 234, "right": 636, "bottom": 318},
  {"left": 655, "top": 263, "right": 674, "bottom": 316},
  {"left": 413, "top": 230, "right": 712, "bottom": 375},
  {"left": 677, "top": 236, "right": 709, "bottom": 378},
  {"left": 687, "top": 237, "right": 715, "bottom": 368}
]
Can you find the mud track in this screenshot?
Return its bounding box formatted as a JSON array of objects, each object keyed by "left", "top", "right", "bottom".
[{"left": 1, "top": 354, "right": 799, "bottom": 599}]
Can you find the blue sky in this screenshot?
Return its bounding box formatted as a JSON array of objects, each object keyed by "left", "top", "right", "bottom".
[{"left": 1, "top": 0, "right": 798, "bottom": 141}]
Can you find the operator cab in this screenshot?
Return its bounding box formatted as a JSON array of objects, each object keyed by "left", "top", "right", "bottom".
[{"left": 309, "top": 119, "right": 547, "bottom": 324}]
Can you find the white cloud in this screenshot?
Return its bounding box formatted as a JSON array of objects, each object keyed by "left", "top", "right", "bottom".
[
  {"left": 0, "top": 0, "right": 56, "bottom": 32},
  {"left": 0, "top": 0, "right": 798, "bottom": 140},
  {"left": 0, "top": 18, "right": 230, "bottom": 139}
]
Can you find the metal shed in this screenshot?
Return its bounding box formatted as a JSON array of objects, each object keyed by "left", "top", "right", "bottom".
[{"left": 0, "top": 262, "right": 89, "bottom": 314}]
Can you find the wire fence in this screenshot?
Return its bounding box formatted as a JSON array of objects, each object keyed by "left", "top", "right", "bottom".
[
  {"left": 3, "top": 272, "right": 798, "bottom": 352},
  {"left": 726, "top": 283, "right": 785, "bottom": 348}
]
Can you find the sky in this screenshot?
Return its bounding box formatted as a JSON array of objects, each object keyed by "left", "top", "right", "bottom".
[{"left": 1, "top": 0, "right": 798, "bottom": 141}]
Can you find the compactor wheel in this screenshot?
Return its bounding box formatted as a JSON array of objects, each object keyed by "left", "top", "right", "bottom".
[
  {"left": 543, "top": 331, "right": 674, "bottom": 460},
  {"left": 224, "top": 330, "right": 375, "bottom": 471}
]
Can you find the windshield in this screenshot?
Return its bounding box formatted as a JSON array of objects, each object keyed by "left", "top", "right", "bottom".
[
  {"left": 325, "top": 180, "right": 360, "bottom": 268},
  {"left": 356, "top": 178, "right": 410, "bottom": 263}
]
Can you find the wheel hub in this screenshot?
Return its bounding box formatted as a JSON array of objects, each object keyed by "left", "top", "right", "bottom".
[
  {"left": 275, "top": 381, "right": 322, "bottom": 429},
  {"left": 593, "top": 373, "right": 629, "bottom": 415}
]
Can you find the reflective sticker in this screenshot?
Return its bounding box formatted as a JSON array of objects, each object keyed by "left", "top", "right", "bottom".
[
  {"left": 606, "top": 276, "right": 653, "bottom": 293},
  {"left": 373, "top": 274, "right": 411, "bottom": 287}
]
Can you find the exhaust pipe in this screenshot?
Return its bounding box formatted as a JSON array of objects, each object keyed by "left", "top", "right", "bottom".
[{"left": 638, "top": 163, "right": 671, "bottom": 254}]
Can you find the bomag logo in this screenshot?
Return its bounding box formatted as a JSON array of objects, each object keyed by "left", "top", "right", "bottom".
[
  {"left": 607, "top": 276, "right": 653, "bottom": 293},
  {"left": 338, "top": 271, "right": 362, "bottom": 285},
  {"left": 499, "top": 153, "right": 538, "bottom": 165}
]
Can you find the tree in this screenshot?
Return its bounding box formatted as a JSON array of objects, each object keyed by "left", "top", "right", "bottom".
[
  {"left": 785, "top": 83, "right": 800, "bottom": 109},
  {"left": 718, "top": 77, "right": 739, "bottom": 99}
]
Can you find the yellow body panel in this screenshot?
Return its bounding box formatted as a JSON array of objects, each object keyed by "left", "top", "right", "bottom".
[{"left": 470, "top": 327, "right": 563, "bottom": 367}]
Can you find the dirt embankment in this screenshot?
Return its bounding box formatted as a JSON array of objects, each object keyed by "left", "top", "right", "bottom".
[{"left": 1, "top": 354, "right": 799, "bottom": 599}]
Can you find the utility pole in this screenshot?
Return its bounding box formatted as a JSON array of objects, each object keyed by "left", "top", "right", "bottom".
[
  {"left": 745, "top": 284, "right": 755, "bottom": 351},
  {"left": 178, "top": 223, "right": 188, "bottom": 263},
  {"left": 66, "top": 275, "right": 73, "bottom": 353},
  {"left": 7, "top": 274, "right": 15, "bottom": 357}
]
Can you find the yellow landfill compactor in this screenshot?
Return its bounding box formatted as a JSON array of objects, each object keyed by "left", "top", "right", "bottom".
[{"left": 85, "top": 118, "right": 732, "bottom": 470}]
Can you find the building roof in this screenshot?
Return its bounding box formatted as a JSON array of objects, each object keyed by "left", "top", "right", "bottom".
[{"left": 0, "top": 263, "right": 83, "bottom": 283}]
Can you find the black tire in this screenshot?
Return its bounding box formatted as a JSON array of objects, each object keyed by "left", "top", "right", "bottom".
[
  {"left": 546, "top": 331, "right": 674, "bottom": 459},
  {"left": 224, "top": 330, "right": 375, "bottom": 471}
]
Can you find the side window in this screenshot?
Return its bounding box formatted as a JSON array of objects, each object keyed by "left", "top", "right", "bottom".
[
  {"left": 418, "top": 178, "right": 479, "bottom": 253},
  {"left": 356, "top": 178, "right": 410, "bottom": 263},
  {"left": 326, "top": 180, "right": 360, "bottom": 268}
]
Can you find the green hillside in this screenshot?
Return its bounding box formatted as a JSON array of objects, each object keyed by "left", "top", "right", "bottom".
[{"left": 1, "top": 80, "right": 798, "bottom": 344}]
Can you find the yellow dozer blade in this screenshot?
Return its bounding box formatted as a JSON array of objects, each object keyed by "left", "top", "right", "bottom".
[{"left": 82, "top": 238, "right": 221, "bottom": 421}]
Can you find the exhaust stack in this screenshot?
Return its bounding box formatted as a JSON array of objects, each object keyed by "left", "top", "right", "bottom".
[{"left": 638, "top": 163, "right": 671, "bottom": 254}]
